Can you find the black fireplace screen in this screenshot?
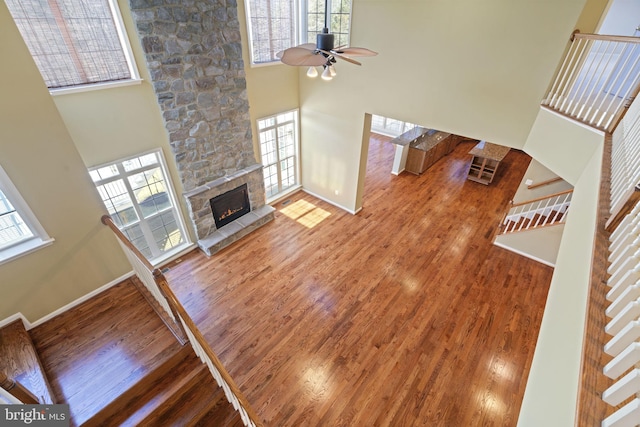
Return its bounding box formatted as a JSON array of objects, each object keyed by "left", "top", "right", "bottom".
[{"left": 209, "top": 183, "right": 251, "bottom": 228}]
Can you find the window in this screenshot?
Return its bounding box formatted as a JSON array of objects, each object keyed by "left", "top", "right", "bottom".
[
  {"left": 307, "top": 0, "right": 351, "bottom": 48},
  {"left": 245, "top": 0, "right": 352, "bottom": 64},
  {"left": 245, "top": 0, "right": 298, "bottom": 64},
  {"left": 0, "top": 165, "right": 53, "bottom": 265},
  {"left": 371, "top": 115, "right": 418, "bottom": 137},
  {"left": 258, "top": 110, "right": 300, "bottom": 200},
  {"left": 89, "top": 150, "right": 190, "bottom": 265},
  {"left": 5, "top": 0, "right": 138, "bottom": 91}
]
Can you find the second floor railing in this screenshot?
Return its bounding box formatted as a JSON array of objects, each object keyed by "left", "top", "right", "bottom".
[
  {"left": 602, "top": 201, "right": 640, "bottom": 427},
  {"left": 607, "top": 88, "right": 640, "bottom": 230},
  {"left": 543, "top": 32, "right": 640, "bottom": 133}
]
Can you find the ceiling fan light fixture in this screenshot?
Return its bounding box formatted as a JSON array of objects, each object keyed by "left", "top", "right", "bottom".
[
  {"left": 306, "top": 66, "right": 318, "bottom": 78},
  {"left": 329, "top": 65, "right": 337, "bottom": 77},
  {"left": 321, "top": 66, "right": 333, "bottom": 81}
]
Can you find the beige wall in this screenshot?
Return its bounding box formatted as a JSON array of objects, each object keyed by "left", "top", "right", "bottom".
[
  {"left": 0, "top": 2, "right": 130, "bottom": 321},
  {"left": 524, "top": 108, "right": 604, "bottom": 185},
  {"left": 298, "top": 0, "right": 606, "bottom": 212},
  {"left": 518, "top": 139, "right": 603, "bottom": 426}
]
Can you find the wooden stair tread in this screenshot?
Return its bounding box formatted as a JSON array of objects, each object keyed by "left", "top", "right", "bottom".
[
  {"left": 189, "top": 389, "right": 243, "bottom": 427},
  {"left": 83, "top": 345, "right": 202, "bottom": 427},
  {"left": 140, "top": 363, "right": 223, "bottom": 426},
  {"left": 0, "top": 320, "right": 56, "bottom": 404}
]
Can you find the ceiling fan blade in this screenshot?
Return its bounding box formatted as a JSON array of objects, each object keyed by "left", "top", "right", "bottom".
[
  {"left": 298, "top": 43, "right": 317, "bottom": 51},
  {"left": 331, "top": 51, "right": 362, "bottom": 66},
  {"left": 279, "top": 47, "right": 327, "bottom": 66},
  {"left": 334, "top": 47, "right": 378, "bottom": 57}
]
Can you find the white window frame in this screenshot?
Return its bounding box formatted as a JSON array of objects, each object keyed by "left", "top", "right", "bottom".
[
  {"left": 6, "top": 0, "right": 141, "bottom": 95},
  {"left": 371, "top": 114, "right": 418, "bottom": 138},
  {"left": 257, "top": 109, "right": 301, "bottom": 202},
  {"left": 89, "top": 149, "right": 191, "bottom": 266},
  {"left": 244, "top": 0, "right": 352, "bottom": 66},
  {"left": 0, "top": 165, "right": 54, "bottom": 266}
]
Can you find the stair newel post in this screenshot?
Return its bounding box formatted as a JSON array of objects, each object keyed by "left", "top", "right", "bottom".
[{"left": 0, "top": 372, "right": 38, "bottom": 404}]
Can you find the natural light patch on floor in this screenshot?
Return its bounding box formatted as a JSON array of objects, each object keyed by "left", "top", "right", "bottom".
[{"left": 280, "top": 200, "right": 330, "bottom": 228}]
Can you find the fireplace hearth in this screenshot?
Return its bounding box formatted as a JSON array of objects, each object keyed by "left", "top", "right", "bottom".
[
  {"left": 183, "top": 164, "right": 275, "bottom": 256},
  {"left": 210, "top": 184, "right": 250, "bottom": 229}
]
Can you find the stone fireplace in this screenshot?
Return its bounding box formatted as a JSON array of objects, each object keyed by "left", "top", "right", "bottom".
[{"left": 129, "top": 0, "right": 274, "bottom": 255}]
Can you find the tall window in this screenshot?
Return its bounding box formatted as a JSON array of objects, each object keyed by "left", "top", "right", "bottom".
[
  {"left": 258, "top": 111, "right": 300, "bottom": 200},
  {"left": 89, "top": 151, "right": 190, "bottom": 265},
  {"left": 245, "top": 0, "right": 298, "bottom": 64},
  {"left": 5, "top": 0, "right": 138, "bottom": 90},
  {"left": 245, "top": 0, "right": 352, "bottom": 64},
  {"left": 0, "top": 165, "right": 53, "bottom": 265}
]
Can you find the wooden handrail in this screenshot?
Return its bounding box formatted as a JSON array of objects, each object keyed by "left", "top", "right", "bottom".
[
  {"left": 573, "top": 32, "right": 640, "bottom": 44},
  {"left": 511, "top": 189, "right": 574, "bottom": 208},
  {"left": 527, "top": 176, "right": 563, "bottom": 190},
  {"left": 606, "top": 185, "right": 640, "bottom": 232},
  {"left": 154, "top": 273, "right": 264, "bottom": 427},
  {"left": 0, "top": 372, "right": 38, "bottom": 404},
  {"left": 102, "top": 214, "right": 262, "bottom": 426},
  {"left": 101, "top": 215, "right": 154, "bottom": 271}
]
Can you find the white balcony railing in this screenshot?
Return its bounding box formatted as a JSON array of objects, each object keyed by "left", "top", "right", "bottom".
[{"left": 543, "top": 32, "right": 640, "bottom": 133}]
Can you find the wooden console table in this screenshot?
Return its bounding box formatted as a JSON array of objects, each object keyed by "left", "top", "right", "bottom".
[{"left": 467, "top": 141, "right": 510, "bottom": 185}]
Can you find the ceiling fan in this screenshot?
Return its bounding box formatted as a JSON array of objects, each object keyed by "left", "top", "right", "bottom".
[{"left": 276, "top": 3, "right": 377, "bottom": 81}]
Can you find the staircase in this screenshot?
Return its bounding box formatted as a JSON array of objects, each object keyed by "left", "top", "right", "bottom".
[
  {"left": 0, "top": 279, "right": 242, "bottom": 426},
  {"left": 499, "top": 189, "right": 573, "bottom": 234},
  {"left": 84, "top": 346, "right": 242, "bottom": 427}
]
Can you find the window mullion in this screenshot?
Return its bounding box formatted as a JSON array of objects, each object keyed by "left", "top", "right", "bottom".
[
  {"left": 274, "top": 124, "right": 284, "bottom": 193},
  {"left": 116, "top": 163, "right": 162, "bottom": 258}
]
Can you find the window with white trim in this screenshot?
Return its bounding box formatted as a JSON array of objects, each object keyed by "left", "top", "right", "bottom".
[
  {"left": 5, "top": 0, "right": 138, "bottom": 90},
  {"left": 245, "top": 0, "right": 352, "bottom": 64},
  {"left": 89, "top": 150, "right": 190, "bottom": 265},
  {"left": 0, "top": 165, "right": 53, "bottom": 265},
  {"left": 258, "top": 110, "right": 300, "bottom": 200},
  {"left": 371, "top": 114, "right": 418, "bottom": 137}
]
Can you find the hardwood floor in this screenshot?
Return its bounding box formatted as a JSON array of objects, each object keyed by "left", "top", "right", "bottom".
[
  {"left": 30, "top": 279, "right": 183, "bottom": 426},
  {"left": 162, "top": 135, "right": 554, "bottom": 426}
]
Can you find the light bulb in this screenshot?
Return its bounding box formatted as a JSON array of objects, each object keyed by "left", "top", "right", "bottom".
[
  {"left": 321, "top": 66, "right": 333, "bottom": 81},
  {"left": 306, "top": 66, "right": 318, "bottom": 78},
  {"left": 329, "top": 65, "right": 336, "bottom": 77}
]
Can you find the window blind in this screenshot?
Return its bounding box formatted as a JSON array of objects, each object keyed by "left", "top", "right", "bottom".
[{"left": 6, "top": 0, "right": 131, "bottom": 89}]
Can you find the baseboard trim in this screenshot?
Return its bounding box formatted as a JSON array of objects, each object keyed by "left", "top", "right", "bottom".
[
  {"left": 493, "top": 241, "right": 556, "bottom": 268},
  {"left": 0, "top": 313, "right": 31, "bottom": 330},
  {"left": 302, "top": 189, "right": 360, "bottom": 215},
  {"left": 0, "top": 271, "right": 135, "bottom": 331}
]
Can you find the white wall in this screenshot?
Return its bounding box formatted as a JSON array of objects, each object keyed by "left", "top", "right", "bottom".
[
  {"left": 512, "top": 160, "right": 574, "bottom": 205},
  {"left": 524, "top": 108, "right": 603, "bottom": 185},
  {"left": 299, "top": 0, "right": 601, "bottom": 212},
  {"left": 598, "top": 0, "right": 640, "bottom": 35},
  {"left": 517, "top": 137, "right": 603, "bottom": 427}
]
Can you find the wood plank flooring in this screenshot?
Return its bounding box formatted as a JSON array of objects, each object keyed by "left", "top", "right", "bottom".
[
  {"left": 162, "top": 135, "right": 554, "bottom": 426},
  {"left": 30, "top": 279, "right": 183, "bottom": 426}
]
